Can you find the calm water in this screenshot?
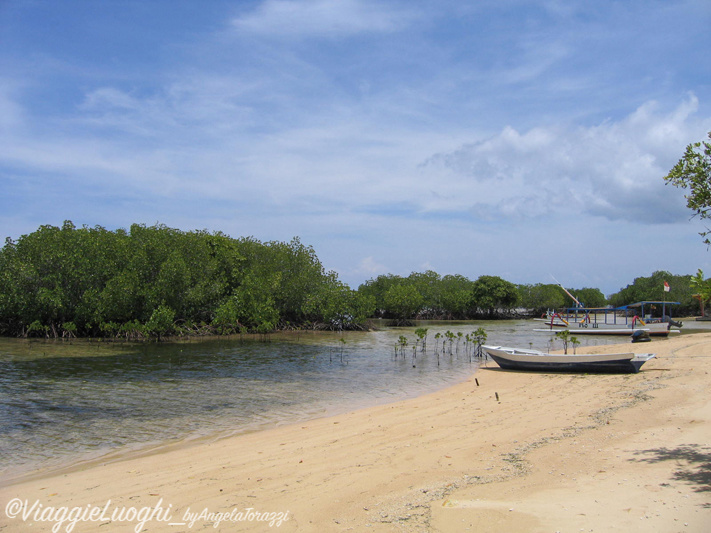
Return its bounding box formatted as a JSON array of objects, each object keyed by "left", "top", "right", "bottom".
[{"left": 0, "top": 320, "right": 638, "bottom": 480}]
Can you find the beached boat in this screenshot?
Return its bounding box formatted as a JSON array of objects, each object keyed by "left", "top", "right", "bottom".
[
  {"left": 533, "top": 301, "right": 682, "bottom": 337},
  {"left": 482, "top": 345, "right": 655, "bottom": 373}
]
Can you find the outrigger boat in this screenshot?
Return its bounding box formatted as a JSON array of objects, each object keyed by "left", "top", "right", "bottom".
[
  {"left": 483, "top": 345, "right": 655, "bottom": 373},
  {"left": 533, "top": 310, "right": 568, "bottom": 328},
  {"left": 534, "top": 301, "right": 682, "bottom": 337}
]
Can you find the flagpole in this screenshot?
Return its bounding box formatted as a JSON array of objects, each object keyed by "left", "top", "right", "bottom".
[{"left": 663, "top": 281, "right": 670, "bottom": 318}]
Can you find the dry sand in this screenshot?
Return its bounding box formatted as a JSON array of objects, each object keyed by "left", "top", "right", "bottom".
[{"left": 2, "top": 331, "right": 710, "bottom": 532}]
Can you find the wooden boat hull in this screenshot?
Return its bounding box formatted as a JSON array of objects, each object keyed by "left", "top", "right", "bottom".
[{"left": 482, "top": 346, "right": 655, "bottom": 374}]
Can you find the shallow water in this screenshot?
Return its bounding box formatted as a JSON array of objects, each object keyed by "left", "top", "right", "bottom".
[{"left": 0, "top": 320, "right": 646, "bottom": 479}]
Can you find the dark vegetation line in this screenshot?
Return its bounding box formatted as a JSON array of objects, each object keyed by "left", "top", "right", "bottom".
[{"left": 0, "top": 221, "right": 699, "bottom": 340}]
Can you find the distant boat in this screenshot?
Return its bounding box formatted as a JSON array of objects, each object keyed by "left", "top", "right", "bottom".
[
  {"left": 482, "top": 345, "right": 655, "bottom": 374},
  {"left": 533, "top": 310, "right": 568, "bottom": 327},
  {"left": 533, "top": 301, "right": 682, "bottom": 337},
  {"left": 533, "top": 311, "right": 573, "bottom": 328}
]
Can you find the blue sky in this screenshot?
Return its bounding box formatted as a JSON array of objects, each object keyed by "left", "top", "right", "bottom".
[{"left": 1, "top": 0, "right": 710, "bottom": 296}]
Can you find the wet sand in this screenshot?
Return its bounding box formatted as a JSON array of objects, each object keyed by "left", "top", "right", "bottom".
[{"left": 2, "top": 331, "right": 710, "bottom": 532}]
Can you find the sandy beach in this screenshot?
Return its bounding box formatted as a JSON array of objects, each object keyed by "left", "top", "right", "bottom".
[{"left": 2, "top": 331, "right": 710, "bottom": 532}]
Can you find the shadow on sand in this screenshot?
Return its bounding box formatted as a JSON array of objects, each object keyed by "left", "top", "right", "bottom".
[{"left": 632, "top": 444, "right": 711, "bottom": 506}]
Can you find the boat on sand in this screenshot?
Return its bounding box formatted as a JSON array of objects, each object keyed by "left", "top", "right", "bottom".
[{"left": 482, "top": 345, "right": 655, "bottom": 374}]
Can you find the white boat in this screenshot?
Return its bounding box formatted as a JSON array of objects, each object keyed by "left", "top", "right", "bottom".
[
  {"left": 482, "top": 345, "right": 655, "bottom": 373},
  {"left": 534, "top": 321, "right": 675, "bottom": 336},
  {"left": 533, "top": 301, "right": 682, "bottom": 337}
]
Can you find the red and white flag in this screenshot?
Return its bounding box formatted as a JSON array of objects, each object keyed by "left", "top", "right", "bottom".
[{"left": 664, "top": 281, "right": 670, "bottom": 292}]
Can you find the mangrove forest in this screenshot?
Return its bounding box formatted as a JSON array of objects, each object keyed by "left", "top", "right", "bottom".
[{"left": 0, "top": 222, "right": 701, "bottom": 339}]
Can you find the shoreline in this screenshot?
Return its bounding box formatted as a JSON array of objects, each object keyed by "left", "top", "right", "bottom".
[
  {"left": 1, "top": 366, "right": 479, "bottom": 487},
  {"left": 2, "top": 332, "right": 710, "bottom": 531}
]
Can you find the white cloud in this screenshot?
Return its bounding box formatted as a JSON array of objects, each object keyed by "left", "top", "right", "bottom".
[
  {"left": 422, "top": 94, "right": 711, "bottom": 224},
  {"left": 231, "top": 0, "right": 412, "bottom": 39},
  {"left": 0, "top": 79, "right": 25, "bottom": 133},
  {"left": 353, "top": 256, "right": 388, "bottom": 277},
  {"left": 81, "top": 87, "right": 141, "bottom": 111}
]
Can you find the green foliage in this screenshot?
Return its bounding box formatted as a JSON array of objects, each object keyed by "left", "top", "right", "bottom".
[
  {"left": 438, "top": 274, "right": 475, "bottom": 318},
  {"left": 358, "top": 271, "right": 490, "bottom": 319},
  {"left": 608, "top": 271, "right": 695, "bottom": 315},
  {"left": 61, "top": 321, "right": 77, "bottom": 339},
  {"left": 414, "top": 327, "right": 428, "bottom": 351},
  {"left": 470, "top": 275, "right": 519, "bottom": 317},
  {"left": 396, "top": 335, "right": 408, "bottom": 357},
  {"left": 5, "top": 221, "right": 700, "bottom": 336},
  {"left": 555, "top": 331, "right": 580, "bottom": 354},
  {"left": 26, "top": 320, "right": 48, "bottom": 338},
  {"left": 238, "top": 237, "right": 325, "bottom": 325},
  {"left": 231, "top": 271, "right": 281, "bottom": 333},
  {"left": 357, "top": 274, "right": 405, "bottom": 317},
  {"left": 517, "top": 284, "right": 606, "bottom": 312},
  {"left": 689, "top": 269, "right": 711, "bottom": 316},
  {"left": 358, "top": 271, "right": 603, "bottom": 320},
  {"left": 0, "top": 222, "right": 370, "bottom": 338},
  {"left": 472, "top": 327, "right": 487, "bottom": 358},
  {"left": 302, "top": 272, "right": 375, "bottom": 330},
  {"left": 211, "top": 297, "right": 242, "bottom": 335},
  {"left": 555, "top": 330, "right": 572, "bottom": 354},
  {"left": 406, "top": 271, "right": 444, "bottom": 316},
  {"left": 664, "top": 132, "right": 711, "bottom": 244},
  {"left": 573, "top": 288, "right": 606, "bottom": 308},
  {"left": 144, "top": 304, "right": 176, "bottom": 341},
  {"left": 517, "top": 283, "right": 567, "bottom": 313},
  {"left": 383, "top": 284, "right": 424, "bottom": 320}
]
